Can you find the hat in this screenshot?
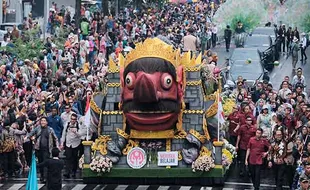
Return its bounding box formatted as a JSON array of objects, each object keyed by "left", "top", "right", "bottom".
[
  {"left": 300, "top": 177, "right": 309, "bottom": 183},
  {"left": 24, "top": 59, "right": 30, "bottom": 63},
  {"left": 262, "top": 105, "right": 269, "bottom": 110},
  {"left": 301, "top": 32, "right": 306, "bottom": 36},
  {"left": 293, "top": 36, "right": 298, "bottom": 43}
]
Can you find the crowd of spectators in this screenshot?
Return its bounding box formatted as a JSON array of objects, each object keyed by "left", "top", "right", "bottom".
[{"left": 0, "top": 0, "right": 223, "bottom": 182}]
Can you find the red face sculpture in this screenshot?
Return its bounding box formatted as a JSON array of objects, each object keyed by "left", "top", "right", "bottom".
[{"left": 120, "top": 58, "right": 183, "bottom": 131}]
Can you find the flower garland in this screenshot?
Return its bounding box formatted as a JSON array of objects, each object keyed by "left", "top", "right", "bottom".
[
  {"left": 89, "top": 155, "right": 113, "bottom": 173},
  {"left": 222, "top": 149, "right": 233, "bottom": 168},
  {"left": 192, "top": 155, "right": 215, "bottom": 172}
]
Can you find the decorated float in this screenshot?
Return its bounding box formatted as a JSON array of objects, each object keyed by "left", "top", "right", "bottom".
[{"left": 81, "top": 38, "right": 236, "bottom": 185}]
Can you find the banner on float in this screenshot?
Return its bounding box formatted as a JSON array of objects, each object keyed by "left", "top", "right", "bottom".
[{"left": 157, "top": 151, "right": 178, "bottom": 166}]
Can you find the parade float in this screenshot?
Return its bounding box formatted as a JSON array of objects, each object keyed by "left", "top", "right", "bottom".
[{"left": 81, "top": 38, "right": 236, "bottom": 185}]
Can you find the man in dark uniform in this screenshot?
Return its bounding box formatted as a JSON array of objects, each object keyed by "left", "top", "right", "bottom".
[
  {"left": 38, "top": 148, "right": 64, "bottom": 190},
  {"left": 224, "top": 25, "right": 232, "bottom": 52}
]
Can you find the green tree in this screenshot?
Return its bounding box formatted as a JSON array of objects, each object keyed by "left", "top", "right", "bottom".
[
  {"left": 302, "top": 14, "right": 310, "bottom": 33},
  {"left": 1, "top": 27, "right": 68, "bottom": 61}
]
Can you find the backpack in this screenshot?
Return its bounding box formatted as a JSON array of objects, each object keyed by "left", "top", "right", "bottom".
[{"left": 65, "top": 121, "right": 79, "bottom": 133}]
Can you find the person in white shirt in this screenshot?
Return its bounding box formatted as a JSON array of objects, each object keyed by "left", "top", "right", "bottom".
[
  {"left": 211, "top": 23, "right": 218, "bottom": 48},
  {"left": 60, "top": 113, "right": 81, "bottom": 178},
  {"left": 300, "top": 32, "right": 308, "bottom": 61},
  {"left": 1, "top": 37, "right": 9, "bottom": 47},
  {"left": 85, "top": 8, "right": 91, "bottom": 22},
  {"left": 61, "top": 104, "right": 74, "bottom": 126},
  {"left": 278, "top": 81, "right": 292, "bottom": 101},
  {"left": 292, "top": 68, "right": 306, "bottom": 89}
]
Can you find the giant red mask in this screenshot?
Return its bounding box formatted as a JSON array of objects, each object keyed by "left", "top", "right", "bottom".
[{"left": 120, "top": 57, "right": 183, "bottom": 131}]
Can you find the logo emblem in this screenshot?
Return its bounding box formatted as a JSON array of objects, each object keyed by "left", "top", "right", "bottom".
[{"left": 127, "top": 147, "right": 147, "bottom": 169}]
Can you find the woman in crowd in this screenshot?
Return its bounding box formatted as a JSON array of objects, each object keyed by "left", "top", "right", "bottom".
[{"left": 257, "top": 105, "right": 272, "bottom": 139}]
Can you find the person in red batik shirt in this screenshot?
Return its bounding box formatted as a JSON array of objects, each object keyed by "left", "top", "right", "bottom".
[
  {"left": 236, "top": 116, "right": 257, "bottom": 176},
  {"left": 239, "top": 105, "right": 256, "bottom": 126},
  {"left": 245, "top": 128, "right": 271, "bottom": 190},
  {"left": 227, "top": 105, "right": 240, "bottom": 146}
]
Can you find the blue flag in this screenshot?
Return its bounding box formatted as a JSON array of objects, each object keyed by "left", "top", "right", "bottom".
[{"left": 26, "top": 152, "right": 38, "bottom": 190}]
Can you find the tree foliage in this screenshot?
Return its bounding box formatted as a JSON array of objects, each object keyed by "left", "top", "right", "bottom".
[
  {"left": 213, "top": 0, "right": 267, "bottom": 35},
  {"left": 1, "top": 27, "right": 68, "bottom": 61},
  {"left": 2, "top": 28, "right": 44, "bottom": 61},
  {"left": 302, "top": 14, "right": 310, "bottom": 33}
]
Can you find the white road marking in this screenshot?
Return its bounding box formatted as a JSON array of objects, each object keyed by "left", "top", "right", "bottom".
[
  {"left": 115, "top": 185, "right": 129, "bottom": 190},
  {"left": 62, "top": 184, "right": 66, "bottom": 188},
  {"left": 271, "top": 72, "right": 277, "bottom": 78},
  {"left": 94, "top": 185, "right": 107, "bottom": 190},
  {"left": 38, "top": 183, "right": 45, "bottom": 189},
  {"left": 71, "top": 184, "right": 87, "bottom": 190},
  {"left": 224, "top": 181, "right": 289, "bottom": 188},
  {"left": 8, "top": 184, "right": 24, "bottom": 190},
  {"left": 222, "top": 188, "right": 234, "bottom": 190},
  {"left": 11, "top": 178, "right": 39, "bottom": 181},
  {"left": 136, "top": 185, "right": 150, "bottom": 190},
  {"left": 180, "top": 186, "right": 191, "bottom": 190},
  {"left": 0, "top": 184, "right": 3, "bottom": 187},
  {"left": 200, "top": 187, "right": 212, "bottom": 190},
  {"left": 158, "top": 186, "right": 170, "bottom": 190}
]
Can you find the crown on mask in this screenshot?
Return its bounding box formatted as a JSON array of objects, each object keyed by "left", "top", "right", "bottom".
[{"left": 109, "top": 38, "right": 201, "bottom": 71}]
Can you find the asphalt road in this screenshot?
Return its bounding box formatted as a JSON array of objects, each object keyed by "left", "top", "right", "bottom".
[
  {"left": 214, "top": 40, "right": 310, "bottom": 91},
  {"left": 0, "top": 179, "right": 289, "bottom": 190}
]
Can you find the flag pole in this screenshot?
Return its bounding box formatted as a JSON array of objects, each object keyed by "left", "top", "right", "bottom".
[
  {"left": 217, "top": 90, "right": 220, "bottom": 141},
  {"left": 217, "top": 74, "right": 222, "bottom": 142},
  {"left": 86, "top": 122, "right": 89, "bottom": 141}
]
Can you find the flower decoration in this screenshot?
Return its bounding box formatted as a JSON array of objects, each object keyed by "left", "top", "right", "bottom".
[
  {"left": 79, "top": 154, "right": 85, "bottom": 169},
  {"left": 222, "top": 149, "right": 233, "bottom": 167},
  {"left": 192, "top": 155, "right": 215, "bottom": 172},
  {"left": 140, "top": 141, "right": 164, "bottom": 150},
  {"left": 223, "top": 139, "right": 237, "bottom": 158},
  {"left": 89, "top": 155, "right": 113, "bottom": 173},
  {"left": 222, "top": 96, "right": 236, "bottom": 116},
  {"left": 140, "top": 140, "right": 164, "bottom": 166}
]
